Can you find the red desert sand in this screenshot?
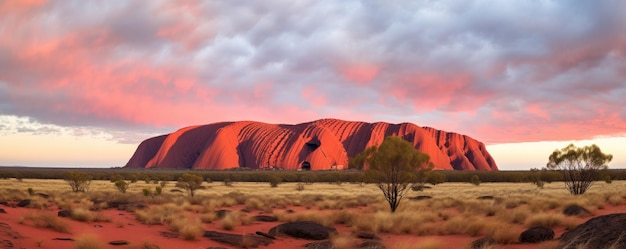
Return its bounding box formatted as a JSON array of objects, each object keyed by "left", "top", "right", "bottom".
[{"left": 2, "top": 201, "right": 625, "bottom": 249}]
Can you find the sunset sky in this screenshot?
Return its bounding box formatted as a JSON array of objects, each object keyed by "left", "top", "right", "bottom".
[{"left": 1, "top": 0, "right": 625, "bottom": 170}]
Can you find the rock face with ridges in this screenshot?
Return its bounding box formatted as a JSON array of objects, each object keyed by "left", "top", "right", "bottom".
[{"left": 125, "top": 119, "right": 498, "bottom": 170}]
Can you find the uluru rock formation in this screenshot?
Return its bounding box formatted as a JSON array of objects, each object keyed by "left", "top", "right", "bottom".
[{"left": 125, "top": 119, "right": 498, "bottom": 170}]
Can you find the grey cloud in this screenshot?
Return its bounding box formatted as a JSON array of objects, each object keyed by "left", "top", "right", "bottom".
[{"left": 1, "top": 0, "right": 626, "bottom": 143}]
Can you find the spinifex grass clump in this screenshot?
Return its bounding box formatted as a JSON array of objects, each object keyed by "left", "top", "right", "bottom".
[
  {"left": 135, "top": 203, "right": 184, "bottom": 225},
  {"left": 70, "top": 208, "right": 111, "bottom": 223},
  {"left": 20, "top": 212, "right": 71, "bottom": 233}
]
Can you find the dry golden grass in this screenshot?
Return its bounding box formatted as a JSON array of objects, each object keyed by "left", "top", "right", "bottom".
[
  {"left": 392, "top": 239, "right": 445, "bottom": 249},
  {"left": 525, "top": 213, "right": 565, "bottom": 228},
  {"left": 69, "top": 208, "right": 111, "bottom": 223},
  {"left": 74, "top": 234, "right": 105, "bottom": 249},
  {"left": 2, "top": 178, "right": 625, "bottom": 248},
  {"left": 244, "top": 196, "right": 266, "bottom": 211},
  {"left": 135, "top": 203, "right": 184, "bottom": 225},
  {"left": 20, "top": 211, "right": 71, "bottom": 233},
  {"left": 605, "top": 193, "right": 624, "bottom": 206},
  {"left": 171, "top": 217, "right": 204, "bottom": 240},
  {"left": 496, "top": 208, "right": 529, "bottom": 224},
  {"left": 484, "top": 222, "right": 521, "bottom": 244},
  {"left": 221, "top": 211, "right": 241, "bottom": 230},
  {"left": 330, "top": 234, "right": 358, "bottom": 249}
]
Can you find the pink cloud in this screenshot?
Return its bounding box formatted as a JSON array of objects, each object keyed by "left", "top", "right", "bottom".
[
  {"left": 300, "top": 87, "right": 328, "bottom": 106},
  {"left": 338, "top": 64, "right": 380, "bottom": 84},
  {"left": 156, "top": 1, "right": 214, "bottom": 51},
  {"left": 386, "top": 72, "right": 477, "bottom": 111},
  {"left": 1, "top": 1, "right": 625, "bottom": 147},
  {"left": 0, "top": 0, "right": 46, "bottom": 15}
]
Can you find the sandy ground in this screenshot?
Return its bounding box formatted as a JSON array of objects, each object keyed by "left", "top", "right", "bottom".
[
  {"left": 1, "top": 180, "right": 625, "bottom": 249},
  {"left": 1, "top": 201, "right": 624, "bottom": 249}
]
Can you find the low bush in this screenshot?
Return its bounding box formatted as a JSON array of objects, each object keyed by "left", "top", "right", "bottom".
[
  {"left": 114, "top": 180, "right": 129, "bottom": 193},
  {"left": 470, "top": 175, "right": 481, "bottom": 186}
]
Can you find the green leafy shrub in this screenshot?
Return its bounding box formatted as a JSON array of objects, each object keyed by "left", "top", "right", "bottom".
[{"left": 114, "top": 180, "right": 129, "bottom": 193}]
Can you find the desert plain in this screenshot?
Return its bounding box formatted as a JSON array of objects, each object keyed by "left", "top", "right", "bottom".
[{"left": 0, "top": 178, "right": 625, "bottom": 249}]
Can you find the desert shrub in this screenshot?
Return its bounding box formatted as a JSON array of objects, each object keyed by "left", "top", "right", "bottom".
[
  {"left": 606, "top": 193, "right": 623, "bottom": 206},
  {"left": 295, "top": 183, "right": 305, "bottom": 191},
  {"left": 70, "top": 208, "right": 111, "bottom": 223},
  {"left": 199, "top": 212, "right": 216, "bottom": 223},
  {"left": 269, "top": 175, "right": 282, "bottom": 187},
  {"left": 497, "top": 208, "right": 529, "bottom": 224},
  {"left": 21, "top": 212, "right": 71, "bottom": 233},
  {"left": 604, "top": 175, "right": 612, "bottom": 183},
  {"left": 470, "top": 175, "right": 481, "bottom": 186},
  {"left": 223, "top": 178, "right": 232, "bottom": 186},
  {"left": 27, "top": 187, "right": 34, "bottom": 196},
  {"left": 393, "top": 239, "right": 444, "bottom": 249},
  {"left": 114, "top": 180, "right": 129, "bottom": 193},
  {"left": 176, "top": 173, "right": 203, "bottom": 197},
  {"left": 443, "top": 216, "right": 486, "bottom": 236},
  {"left": 244, "top": 197, "right": 265, "bottom": 210},
  {"left": 135, "top": 203, "right": 184, "bottom": 225},
  {"left": 485, "top": 223, "right": 521, "bottom": 244},
  {"left": 155, "top": 186, "right": 162, "bottom": 195},
  {"left": 71, "top": 208, "right": 93, "bottom": 222},
  {"left": 331, "top": 235, "right": 358, "bottom": 249},
  {"left": 525, "top": 213, "right": 564, "bottom": 228},
  {"left": 221, "top": 211, "right": 240, "bottom": 230},
  {"left": 179, "top": 222, "right": 203, "bottom": 240},
  {"left": 64, "top": 171, "right": 92, "bottom": 193},
  {"left": 74, "top": 234, "right": 105, "bottom": 249},
  {"left": 169, "top": 217, "right": 203, "bottom": 240},
  {"left": 159, "top": 181, "right": 167, "bottom": 188},
  {"left": 142, "top": 188, "right": 152, "bottom": 196}
]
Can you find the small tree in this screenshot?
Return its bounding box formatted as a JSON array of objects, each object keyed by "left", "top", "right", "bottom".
[
  {"left": 114, "top": 180, "right": 129, "bottom": 193},
  {"left": 350, "top": 136, "right": 431, "bottom": 212},
  {"left": 268, "top": 175, "right": 282, "bottom": 188},
  {"left": 64, "top": 171, "right": 92, "bottom": 193},
  {"left": 177, "top": 173, "right": 203, "bottom": 197},
  {"left": 547, "top": 144, "right": 612, "bottom": 195},
  {"left": 470, "top": 175, "right": 481, "bottom": 186}
]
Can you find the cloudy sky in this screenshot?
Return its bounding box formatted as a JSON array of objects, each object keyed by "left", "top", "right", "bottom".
[{"left": 1, "top": 0, "right": 625, "bottom": 170}]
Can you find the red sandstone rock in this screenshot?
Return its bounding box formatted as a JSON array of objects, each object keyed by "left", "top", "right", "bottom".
[{"left": 125, "top": 119, "right": 498, "bottom": 170}]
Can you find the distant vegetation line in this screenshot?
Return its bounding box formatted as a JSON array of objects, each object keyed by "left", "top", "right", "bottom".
[{"left": 1, "top": 167, "right": 626, "bottom": 184}]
